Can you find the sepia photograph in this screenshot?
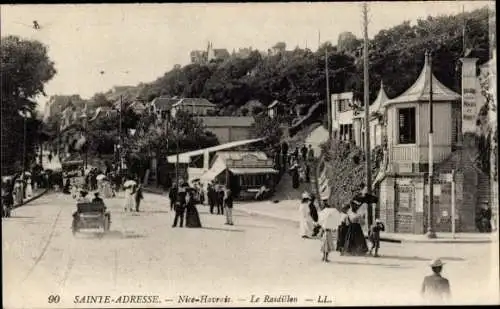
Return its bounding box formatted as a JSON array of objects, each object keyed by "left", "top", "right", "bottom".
[{"left": 1, "top": 1, "right": 498, "bottom": 308}]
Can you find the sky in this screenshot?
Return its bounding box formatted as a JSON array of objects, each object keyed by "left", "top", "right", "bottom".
[{"left": 1, "top": 1, "right": 493, "bottom": 111}]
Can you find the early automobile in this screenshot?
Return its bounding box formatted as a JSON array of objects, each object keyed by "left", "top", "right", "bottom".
[
  {"left": 62, "top": 160, "right": 84, "bottom": 178},
  {"left": 72, "top": 201, "right": 111, "bottom": 235}
]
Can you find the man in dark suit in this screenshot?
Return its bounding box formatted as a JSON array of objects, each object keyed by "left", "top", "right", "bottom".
[
  {"left": 207, "top": 183, "right": 216, "bottom": 214},
  {"left": 421, "top": 259, "right": 451, "bottom": 303},
  {"left": 172, "top": 185, "right": 187, "bottom": 228},
  {"left": 169, "top": 185, "right": 178, "bottom": 211},
  {"left": 216, "top": 186, "right": 225, "bottom": 215}
]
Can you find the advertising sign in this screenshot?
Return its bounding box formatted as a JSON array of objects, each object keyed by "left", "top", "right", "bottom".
[{"left": 461, "top": 58, "right": 479, "bottom": 133}]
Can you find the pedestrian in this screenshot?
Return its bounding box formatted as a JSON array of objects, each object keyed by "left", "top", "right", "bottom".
[
  {"left": 216, "top": 186, "right": 225, "bottom": 215},
  {"left": 25, "top": 177, "right": 33, "bottom": 199},
  {"left": 293, "top": 147, "right": 299, "bottom": 162},
  {"left": 290, "top": 161, "right": 300, "bottom": 189},
  {"left": 317, "top": 199, "right": 341, "bottom": 262},
  {"left": 169, "top": 185, "right": 178, "bottom": 211},
  {"left": 123, "top": 182, "right": 136, "bottom": 212},
  {"left": 207, "top": 183, "right": 216, "bottom": 214},
  {"left": 281, "top": 142, "right": 289, "bottom": 170},
  {"left": 135, "top": 183, "right": 144, "bottom": 212},
  {"left": 368, "top": 218, "right": 385, "bottom": 257},
  {"left": 185, "top": 188, "right": 202, "bottom": 228},
  {"left": 301, "top": 144, "right": 308, "bottom": 161},
  {"left": 309, "top": 196, "right": 320, "bottom": 237},
  {"left": 299, "top": 192, "right": 315, "bottom": 238},
  {"left": 336, "top": 204, "right": 351, "bottom": 255},
  {"left": 48, "top": 153, "right": 53, "bottom": 162},
  {"left": 421, "top": 259, "right": 451, "bottom": 304},
  {"left": 307, "top": 144, "right": 315, "bottom": 161},
  {"left": 224, "top": 188, "right": 234, "bottom": 225},
  {"left": 172, "top": 186, "right": 187, "bottom": 228},
  {"left": 305, "top": 164, "right": 311, "bottom": 183}
]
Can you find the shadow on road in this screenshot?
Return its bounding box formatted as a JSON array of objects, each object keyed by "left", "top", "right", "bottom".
[
  {"left": 377, "top": 255, "right": 465, "bottom": 262},
  {"left": 202, "top": 226, "right": 245, "bottom": 233},
  {"left": 236, "top": 224, "right": 275, "bottom": 229},
  {"left": 76, "top": 230, "right": 147, "bottom": 239},
  {"left": 334, "top": 260, "right": 403, "bottom": 268}
]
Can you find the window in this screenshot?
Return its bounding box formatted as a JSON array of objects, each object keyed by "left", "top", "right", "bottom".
[{"left": 398, "top": 108, "right": 416, "bottom": 144}]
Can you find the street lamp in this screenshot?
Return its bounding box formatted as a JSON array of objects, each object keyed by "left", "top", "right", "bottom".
[{"left": 426, "top": 50, "right": 437, "bottom": 239}]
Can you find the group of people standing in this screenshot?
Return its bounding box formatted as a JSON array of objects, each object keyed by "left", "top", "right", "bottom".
[
  {"left": 299, "top": 184, "right": 384, "bottom": 262},
  {"left": 170, "top": 182, "right": 203, "bottom": 228}
]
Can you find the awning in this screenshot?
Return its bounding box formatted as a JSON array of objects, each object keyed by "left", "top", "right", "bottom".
[{"left": 229, "top": 168, "right": 279, "bottom": 175}]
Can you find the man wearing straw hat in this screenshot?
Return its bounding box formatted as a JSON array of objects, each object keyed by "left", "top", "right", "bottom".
[{"left": 421, "top": 258, "right": 451, "bottom": 303}]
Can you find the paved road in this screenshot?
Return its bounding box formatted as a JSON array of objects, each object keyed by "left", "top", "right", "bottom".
[{"left": 2, "top": 193, "right": 499, "bottom": 308}]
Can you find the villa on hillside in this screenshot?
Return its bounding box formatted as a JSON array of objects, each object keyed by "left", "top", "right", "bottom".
[
  {"left": 352, "top": 81, "right": 389, "bottom": 150},
  {"left": 171, "top": 98, "right": 217, "bottom": 118}
]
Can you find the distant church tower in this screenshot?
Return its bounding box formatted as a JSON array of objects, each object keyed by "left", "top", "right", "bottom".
[{"left": 207, "top": 41, "right": 215, "bottom": 63}]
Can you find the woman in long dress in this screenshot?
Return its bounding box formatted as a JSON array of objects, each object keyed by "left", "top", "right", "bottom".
[
  {"left": 26, "top": 177, "right": 33, "bottom": 198},
  {"left": 124, "top": 183, "right": 136, "bottom": 212},
  {"left": 343, "top": 204, "right": 369, "bottom": 256},
  {"left": 336, "top": 205, "right": 350, "bottom": 254},
  {"left": 291, "top": 162, "right": 300, "bottom": 189},
  {"left": 185, "top": 189, "right": 202, "bottom": 228},
  {"left": 318, "top": 200, "right": 341, "bottom": 262},
  {"left": 299, "top": 192, "right": 315, "bottom": 238}
]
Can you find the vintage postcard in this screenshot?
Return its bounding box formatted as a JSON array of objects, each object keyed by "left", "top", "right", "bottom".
[{"left": 1, "top": 2, "right": 498, "bottom": 308}]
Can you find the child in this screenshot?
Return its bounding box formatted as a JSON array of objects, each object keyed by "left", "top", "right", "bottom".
[{"left": 368, "top": 218, "right": 385, "bottom": 257}]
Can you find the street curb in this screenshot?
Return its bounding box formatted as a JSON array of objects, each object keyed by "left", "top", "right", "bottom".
[
  {"left": 143, "top": 187, "right": 166, "bottom": 195},
  {"left": 236, "top": 208, "right": 493, "bottom": 244},
  {"left": 11, "top": 189, "right": 50, "bottom": 210}
]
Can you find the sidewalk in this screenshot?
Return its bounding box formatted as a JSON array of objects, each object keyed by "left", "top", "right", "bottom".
[
  {"left": 12, "top": 188, "right": 49, "bottom": 209},
  {"left": 235, "top": 200, "right": 496, "bottom": 244}
]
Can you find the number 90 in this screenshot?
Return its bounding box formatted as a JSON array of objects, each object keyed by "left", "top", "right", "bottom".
[{"left": 48, "top": 295, "right": 60, "bottom": 303}]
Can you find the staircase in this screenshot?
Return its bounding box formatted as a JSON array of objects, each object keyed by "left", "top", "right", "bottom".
[
  {"left": 272, "top": 172, "right": 305, "bottom": 201},
  {"left": 477, "top": 172, "right": 491, "bottom": 210}
]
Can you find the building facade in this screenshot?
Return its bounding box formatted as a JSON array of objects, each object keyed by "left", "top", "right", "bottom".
[
  {"left": 376, "top": 53, "right": 495, "bottom": 233},
  {"left": 197, "top": 116, "right": 255, "bottom": 144},
  {"left": 171, "top": 98, "right": 217, "bottom": 118},
  {"left": 201, "top": 151, "right": 278, "bottom": 199}
]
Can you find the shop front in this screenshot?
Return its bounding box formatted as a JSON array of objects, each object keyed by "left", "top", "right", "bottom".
[{"left": 202, "top": 151, "right": 279, "bottom": 199}]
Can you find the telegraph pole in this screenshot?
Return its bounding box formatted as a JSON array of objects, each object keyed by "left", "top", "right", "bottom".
[
  {"left": 119, "top": 95, "right": 123, "bottom": 171},
  {"left": 325, "top": 48, "right": 331, "bottom": 138},
  {"left": 426, "top": 50, "right": 437, "bottom": 238},
  {"left": 175, "top": 120, "right": 180, "bottom": 201},
  {"left": 363, "top": 2, "right": 373, "bottom": 227}
]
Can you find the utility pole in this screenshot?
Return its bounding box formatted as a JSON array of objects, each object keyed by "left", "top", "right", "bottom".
[
  {"left": 426, "top": 50, "right": 437, "bottom": 238},
  {"left": 318, "top": 30, "right": 321, "bottom": 51},
  {"left": 325, "top": 48, "right": 331, "bottom": 138},
  {"left": 175, "top": 120, "right": 180, "bottom": 202},
  {"left": 363, "top": 2, "right": 373, "bottom": 227},
  {"left": 22, "top": 116, "right": 27, "bottom": 176},
  {"left": 119, "top": 95, "right": 123, "bottom": 171}
]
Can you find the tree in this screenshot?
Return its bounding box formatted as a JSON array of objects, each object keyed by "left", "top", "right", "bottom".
[
  {"left": 320, "top": 139, "right": 382, "bottom": 208},
  {"left": 250, "top": 114, "right": 283, "bottom": 150},
  {"left": 1, "top": 36, "right": 56, "bottom": 174}
]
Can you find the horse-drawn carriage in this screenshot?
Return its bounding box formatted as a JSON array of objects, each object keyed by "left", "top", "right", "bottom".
[{"left": 72, "top": 201, "right": 111, "bottom": 235}]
